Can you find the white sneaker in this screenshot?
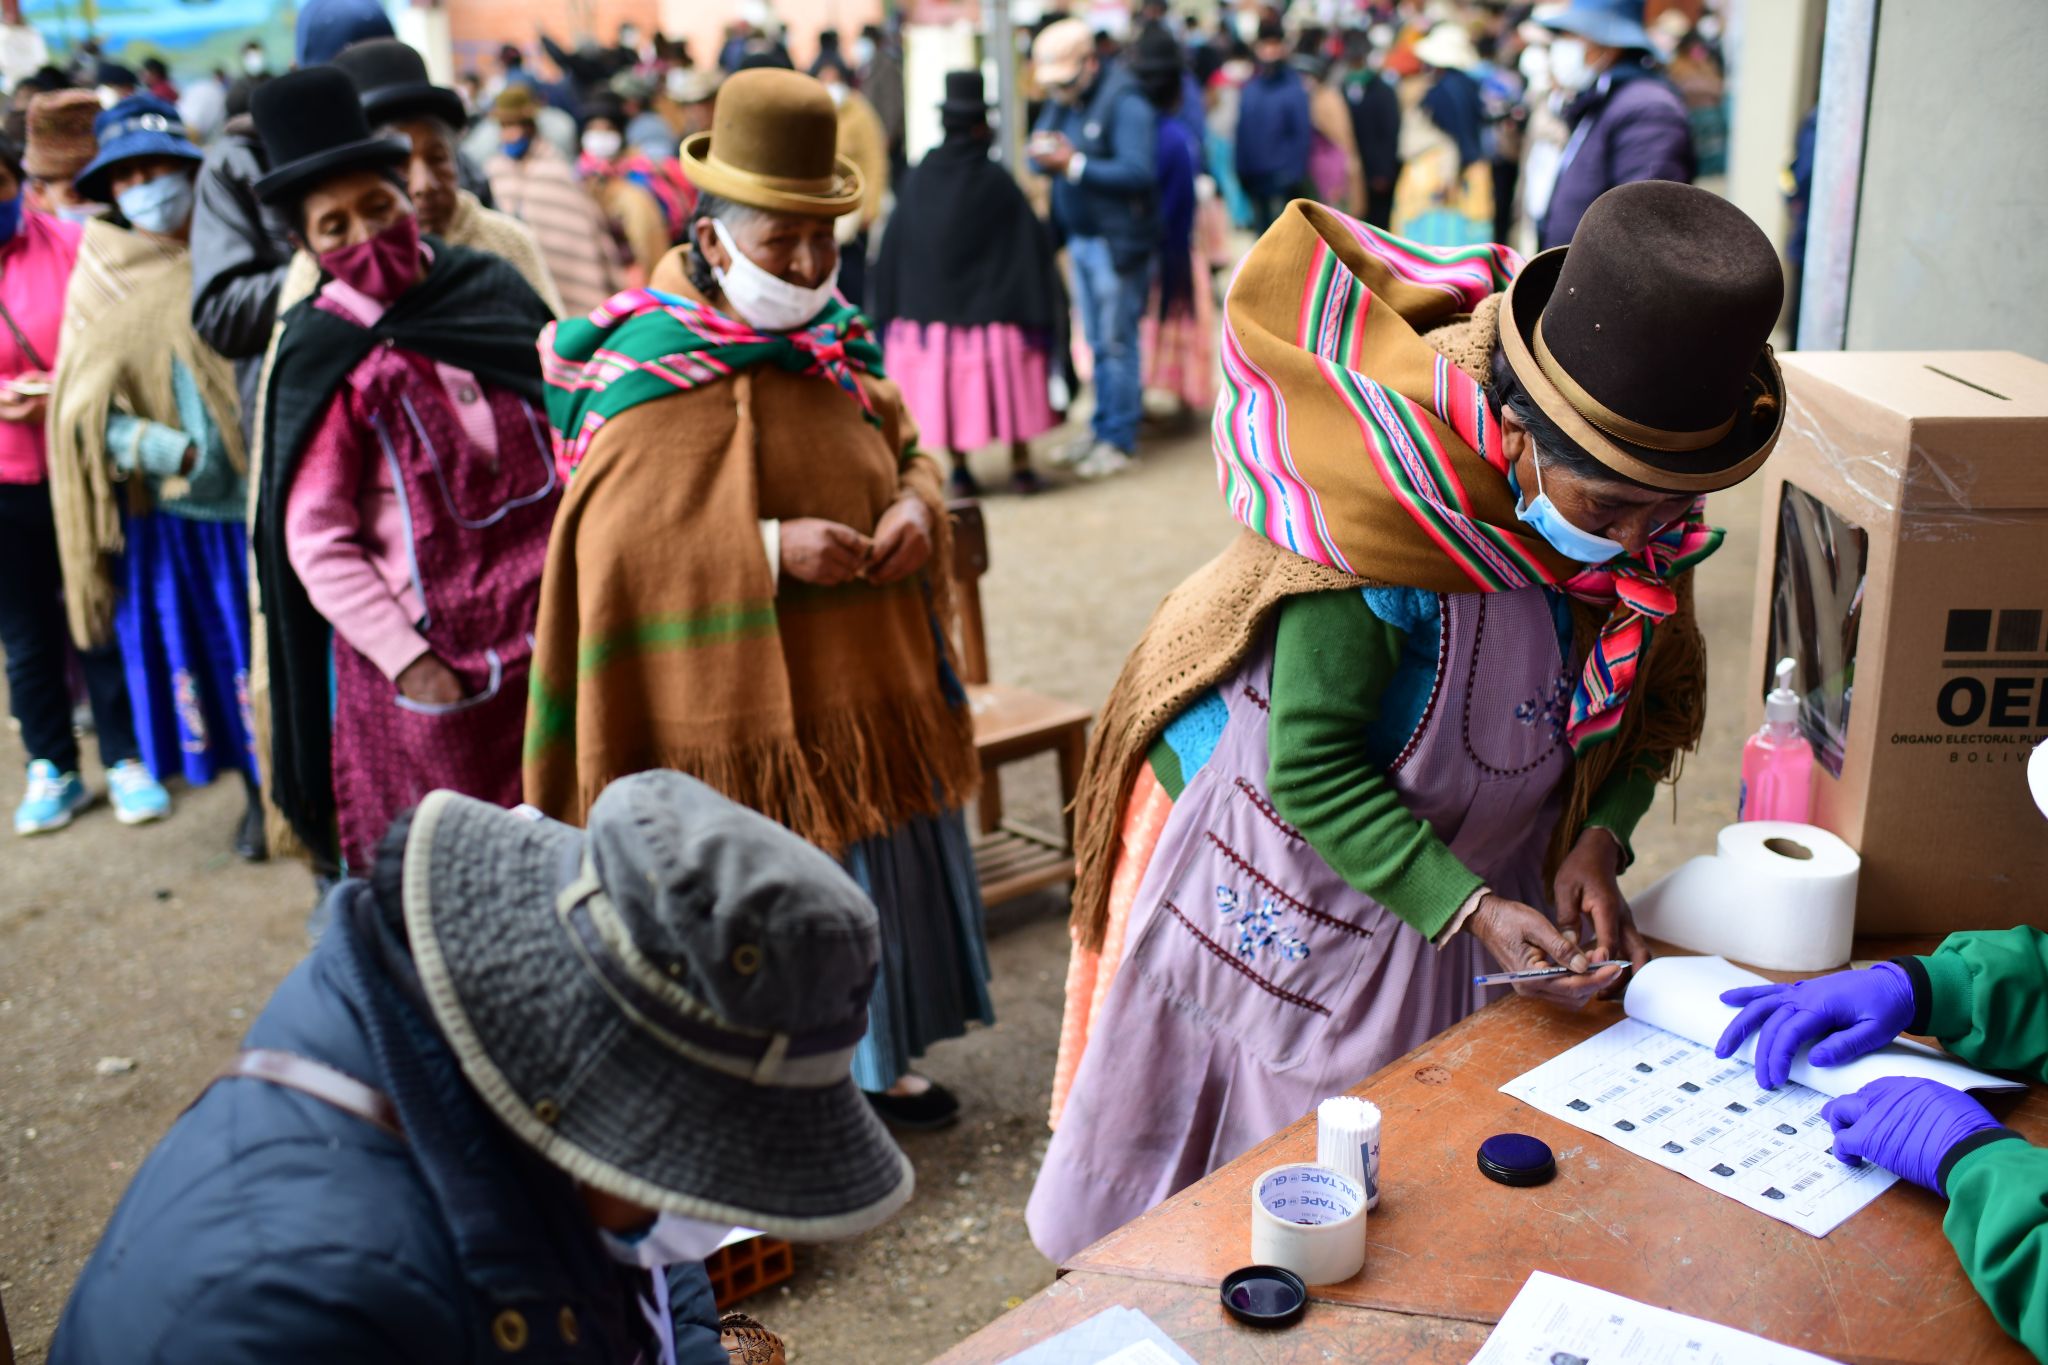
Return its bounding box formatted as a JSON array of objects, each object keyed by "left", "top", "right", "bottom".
[
  {"left": 1049, "top": 432, "right": 1098, "bottom": 469},
  {"left": 1074, "top": 442, "right": 1133, "bottom": 480}
]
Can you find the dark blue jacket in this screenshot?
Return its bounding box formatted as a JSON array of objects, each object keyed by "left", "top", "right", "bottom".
[
  {"left": 50, "top": 887, "right": 726, "bottom": 1365},
  {"left": 1033, "top": 62, "right": 1159, "bottom": 273},
  {"left": 1539, "top": 58, "right": 1694, "bottom": 250},
  {"left": 1234, "top": 64, "right": 1312, "bottom": 192}
]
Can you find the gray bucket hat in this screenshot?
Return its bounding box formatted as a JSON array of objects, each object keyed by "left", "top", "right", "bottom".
[{"left": 401, "top": 770, "right": 912, "bottom": 1240}]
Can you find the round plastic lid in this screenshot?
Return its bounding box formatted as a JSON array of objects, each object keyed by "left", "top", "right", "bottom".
[
  {"left": 1478, "top": 1132, "right": 1557, "bottom": 1187},
  {"left": 1220, "top": 1265, "right": 1308, "bottom": 1328}
]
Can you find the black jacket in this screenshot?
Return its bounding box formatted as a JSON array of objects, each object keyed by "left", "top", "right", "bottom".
[{"left": 188, "top": 113, "right": 295, "bottom": 430}]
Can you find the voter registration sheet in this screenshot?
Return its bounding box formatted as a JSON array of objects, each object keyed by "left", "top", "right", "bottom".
[
  {"left": 1469, "top": 1271, "right": 1842, "bottom": 1365},
  {"left": 1499, "top": 1015, "right": 1896, "bottom": 1236},
  {"left": 1499, "top": 955, "right": 2018, "bottom": 1237}
]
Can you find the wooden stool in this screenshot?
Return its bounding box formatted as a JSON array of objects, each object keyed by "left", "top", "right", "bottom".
[{"left": 949, "top": 500, "right": 1094, "bottom": 906}]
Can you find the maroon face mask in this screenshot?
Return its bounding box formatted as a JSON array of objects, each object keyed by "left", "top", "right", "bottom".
[{"left": 319, "top": 213, "right": 423, "bottom": 303}]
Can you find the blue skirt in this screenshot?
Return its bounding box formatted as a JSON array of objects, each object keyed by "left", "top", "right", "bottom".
[
  {"left": 114, "top": 512, "right": 257, "bottom": 787},
  {"left": 842, "top": 807, "right": 996, "bottom": 1091}
]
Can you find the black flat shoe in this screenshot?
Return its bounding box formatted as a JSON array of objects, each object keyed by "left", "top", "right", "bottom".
[
  {"left": 947, "top": 466, "right": 982, "bottom": 499},
  {"left": 864, "top": 1081, "right": 961, "bottom": 1131},
  {"left": 233, "top": 800, "right": 268, "bottom": 862},
  {"left": 1009, "top": 467, "right": 1045, "bottom": 496}
]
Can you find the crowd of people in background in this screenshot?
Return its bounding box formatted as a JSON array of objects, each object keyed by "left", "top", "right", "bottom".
[{"left": 0, "top": 0, "right": 1736, "bottom": 1024}]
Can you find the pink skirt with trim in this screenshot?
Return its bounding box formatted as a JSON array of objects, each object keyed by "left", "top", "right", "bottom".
[{"left": 883, "top": 320, "right": 1061, "bottom": 453}]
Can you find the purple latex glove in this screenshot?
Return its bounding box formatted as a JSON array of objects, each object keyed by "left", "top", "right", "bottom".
[
  {"left": 1822, "top": 1076, "right": 2003, "bottom": 1194},
  {"left": 1714, "top": 963, "right": 1917, "bottom": 1090}
]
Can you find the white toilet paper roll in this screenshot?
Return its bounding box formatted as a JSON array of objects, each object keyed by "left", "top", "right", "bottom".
[
  {"left": 1249, "top": 1163, "right": 1367, "bottom": 1285},
  {"left": 1629, "top": 821, "right": 1860, "bottom": 972},
  {"left": 1315, "top": 1097, "right": 1382, "bottom": 1210}
]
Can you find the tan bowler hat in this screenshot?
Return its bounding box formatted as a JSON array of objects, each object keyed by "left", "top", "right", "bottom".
[{"left": 676, "top": 68, "right": 862, "bottom": 218}]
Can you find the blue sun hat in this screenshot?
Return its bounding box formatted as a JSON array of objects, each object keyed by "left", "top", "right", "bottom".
[
  {"left": 72, "top": 94, "right": 200, "bottom": 204},
  {"left": 1540, "top": 0, "right": 1655, "bottom": 52}
]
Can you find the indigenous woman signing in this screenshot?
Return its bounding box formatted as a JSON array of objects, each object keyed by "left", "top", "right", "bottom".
[
  {"left": 251, "top": 68, "right": 561, "bottom": 874},
  {"left": 526, "top": 69, "right": 989, "bottom": 1130},
  {"left": 1029, "top": 182, "right": 1786, "bottom": 1260}
]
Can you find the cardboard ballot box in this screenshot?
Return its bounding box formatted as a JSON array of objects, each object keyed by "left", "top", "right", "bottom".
[{"left": 1745, "top": 352, "right": 2048, "bottom": 936}]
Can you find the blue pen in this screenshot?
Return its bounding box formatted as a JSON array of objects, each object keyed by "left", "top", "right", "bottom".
[{"left": 1472, "top": 960, "right": 1631, "bottom": 986}]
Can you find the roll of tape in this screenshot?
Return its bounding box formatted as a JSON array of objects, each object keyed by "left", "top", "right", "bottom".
[{"left": 1249, "top": 1163, "right": 1366, "bottom": 1285}]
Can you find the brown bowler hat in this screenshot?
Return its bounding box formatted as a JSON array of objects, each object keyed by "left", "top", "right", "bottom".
[
  {"left": 24, "top": 89, "right": 103, "bottom": 182},
  {"left": 677, "top": 68, "right": 862, "bottom": 218},
  {"left": 1500, "top": 180, "right": 1785, "bottom": 493},
  {"left": 491, "top": 83, "right": 543, "bottom": 125}
]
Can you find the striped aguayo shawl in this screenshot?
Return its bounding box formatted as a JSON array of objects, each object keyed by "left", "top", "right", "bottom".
[
  {"left": 1215, "top": 201, "right": 1721, "bottom": 754},
  {"left": 540, "top": 286, "right": 881, "bottom": 479}
]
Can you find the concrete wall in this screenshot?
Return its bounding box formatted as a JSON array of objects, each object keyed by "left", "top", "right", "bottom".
[
  {"left": 1722, "top": 0, "right": 1825, "bottom": 258},
  {"left": 1839, "top": 0, "right": 2048, "bottom": 357}
]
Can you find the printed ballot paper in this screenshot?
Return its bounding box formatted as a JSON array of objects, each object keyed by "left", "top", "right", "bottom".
[
  {"left": 1500, "top": 956, "right": 2019, "bottom": 1236},
  {"left": 1469, "top": 1271, "right": 1842, "bottom": 1365}
]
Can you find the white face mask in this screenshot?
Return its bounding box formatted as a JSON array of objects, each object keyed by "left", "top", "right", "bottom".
[
  {"left": 852, "top": 37, "right": 876, "bottom": 67},
  {"left": 242, "top": 47, "right": 265, "bottom": 75},
  {"left": 581, "top": 128, "right": 623, "bottom": 160},
  {"left": 710, "top": 217, "right": 838, "bottom": 333},
  {"left": 1548, "top": 36, "right": 1596, "bottom": 93},
  {"left": 598, "top": 1213, "right": 738, "bottom": 1269}
]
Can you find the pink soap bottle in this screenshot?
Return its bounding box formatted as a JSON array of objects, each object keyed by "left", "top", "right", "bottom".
[{"left": 1739, "top": 657, "right": 1815, "bottom": 822}]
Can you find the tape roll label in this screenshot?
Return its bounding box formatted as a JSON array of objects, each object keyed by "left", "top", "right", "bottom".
[{"left": 1257, "top": 1166, "right": 1365, "bottom": 1224}]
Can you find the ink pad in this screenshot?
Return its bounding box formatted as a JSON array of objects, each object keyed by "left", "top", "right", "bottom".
[
  {"left": 1477, "top": 1132, "right": 1556, "bottom": 1187},
  {"left": 1220, "top": 1265, "right": 1308, "bottom": 1328}
]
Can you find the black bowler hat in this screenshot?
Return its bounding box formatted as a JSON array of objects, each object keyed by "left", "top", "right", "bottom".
[
  {"left": 251, "top": 65, "right": 411, "bottom": 206},
  {"left": 331, "top": 38, "right": 467, "bottom": 133},
  {"left": 1500, "top": 180, "right": 1785, "bottom": 493},
  {"left": 938, "top": 70, "right": 986, "bottom": 129}
]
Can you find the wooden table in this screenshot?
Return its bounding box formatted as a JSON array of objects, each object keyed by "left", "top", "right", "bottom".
[
  {"left": 930, "top": 1271, "right": 1490, "bottom": 1363},
  {"left": 943, "top": 946, "right": 2046, "bottom": 1364}
]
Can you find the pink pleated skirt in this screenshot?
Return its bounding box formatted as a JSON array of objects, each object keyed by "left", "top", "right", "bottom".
[{"left": 884, "top": 320, "right": 1061, "bottom": 453}]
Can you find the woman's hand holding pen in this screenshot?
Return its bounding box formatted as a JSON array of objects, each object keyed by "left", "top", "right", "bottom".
[{"left": 1553, "top": 827, "right": 1653, "bottom": 998}]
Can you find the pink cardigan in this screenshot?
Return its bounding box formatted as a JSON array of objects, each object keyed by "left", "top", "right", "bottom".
[{"left": 0, "top": 211, "right": 83, "bottom": 484}]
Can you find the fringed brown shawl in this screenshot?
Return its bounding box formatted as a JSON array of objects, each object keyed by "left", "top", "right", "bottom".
[{"left": 523, "top": 264, "right": 977, "bottom": 846}]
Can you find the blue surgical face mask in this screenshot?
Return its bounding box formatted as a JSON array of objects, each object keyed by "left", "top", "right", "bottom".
[
  {"left": 0, "top": 195, "right": 21, "bottom": 244},
  {"left": 502, "top": 134, "right": 533, "bottom": 161},
  {"left": 57, "top": 201, "right": 109, "bottom": 224},
  {"left": 1511, "top": 446, "right": 1627, "bottom": 565},
  {"left": 116, "top": 170, "right": 195, "bottom": 237}
]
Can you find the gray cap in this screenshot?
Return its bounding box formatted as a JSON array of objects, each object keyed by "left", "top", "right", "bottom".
[{"left": 402, "top": 770, "right": 912, "bottom": 1240}]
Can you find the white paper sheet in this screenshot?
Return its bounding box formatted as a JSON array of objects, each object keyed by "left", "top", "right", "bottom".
[
  {"left": 998, "top": 1307, "right": 1198, "bottom": 1365},
  {"left": 1623, "top": 956, "right": 2021, "bottom": 1097},
  {"left": 1468, "top": 1271, "right": 1843, "bottom": 1365},
  {"left": 1500, "top": 1016, "right": 1896, "bottom": 1235}
]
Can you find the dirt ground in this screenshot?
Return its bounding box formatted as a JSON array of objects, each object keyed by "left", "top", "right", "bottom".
[{"left": 0, "top": 413, "right": 1764, "bottom": 1363}]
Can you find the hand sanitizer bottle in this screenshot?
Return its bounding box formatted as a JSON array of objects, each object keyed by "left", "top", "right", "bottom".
[{"left": 1739, "top": 657, "right": 1815, "bottom": 822}]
